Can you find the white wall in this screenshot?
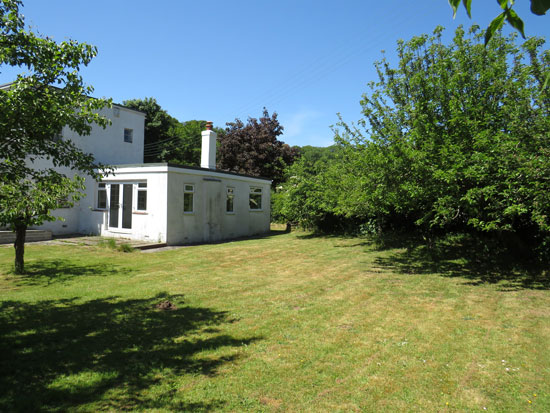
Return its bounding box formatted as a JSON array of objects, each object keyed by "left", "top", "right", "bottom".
[
  {"left": 25, "top": 103, "right": 273, "bottom": 245},
  {"left": 27, "top": 105, "right": 145, "bottom": 233},
  {"left": 166, "top": 166, "right": 271, "bottom": 245},
  {"left": 79, "top": 165, "right": 169, "bottom": 242},
  {"left": 62, "top": 105, "right": 145, "bottom": 165}
]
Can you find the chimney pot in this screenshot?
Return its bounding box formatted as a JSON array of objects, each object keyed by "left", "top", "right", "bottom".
[{"left": 205, "top": 121, "right": 213, "bottom": 131}]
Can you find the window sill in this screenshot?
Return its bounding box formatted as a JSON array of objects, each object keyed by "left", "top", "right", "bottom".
[
  {"left": 249, "top": 209, "right": 263, "bottom": 212},
  {"left": 133, "top": 211, "right": 148, "bottom": 215},
  {"left": 183, "top": 212, "right": 194, "bottom": 215},
  {"left": 91, "top": 208, "right": 108, "bottom": 212},
  {"left": 106, "top": 229, "right": 132, "bottom": 234}
]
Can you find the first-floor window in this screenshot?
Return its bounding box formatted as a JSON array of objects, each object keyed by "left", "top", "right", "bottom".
[
  {"left": 226, "top": 187, "right": 234, "bottom": 213},
  {"left": 97, "top": 183, "right": 107, "bottom": 209},
  {"left": 249, "top": 187, "right": 262, "bottom": 210},
  {"left": 137, "top": 182, "right": 147, "bottom": 211},
  {"left": 184, "top": 184, "right": 194, "bottom": 213}
]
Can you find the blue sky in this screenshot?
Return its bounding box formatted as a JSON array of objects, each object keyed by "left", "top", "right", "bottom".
[{"left": 2, "top": 1, "right": 549, "bottom": 147}]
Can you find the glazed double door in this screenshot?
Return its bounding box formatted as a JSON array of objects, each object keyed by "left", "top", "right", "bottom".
[{"left": 109, "top": 183, "right": 132, "bottom": 230}]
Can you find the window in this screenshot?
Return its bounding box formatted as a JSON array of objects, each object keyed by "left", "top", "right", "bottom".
[
  {"left": 226, "top": 187, "right": 234, "bottom": 213},
  {"left": 124, "top": 128, "right": 133, "bottom": 143},
  {"left": 52, "top": 129, "right": 63, "bottom": 142},
  {"left": 183, "top": 184, "right": 194, "bottom": 213},
  {"left": 137, "top": 182, "right": 147, "bottom": 211},
  {"left": 97, "top": 183, "right": 107, "bottom": 209},
  {"left": 57, "top": 195, "right": 71, "bottom": 209},
  {"left": 249, "top": 187, "right": 262, "bottom": 210}
]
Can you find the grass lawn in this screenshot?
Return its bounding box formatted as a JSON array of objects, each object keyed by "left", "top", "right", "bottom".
[{"left": 1, "top": 227, "right": 549, "bottom": 412}]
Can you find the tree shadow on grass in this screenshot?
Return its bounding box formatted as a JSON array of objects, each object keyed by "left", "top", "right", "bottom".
[
  {"left": 371, "top": 232, "right": 549, "bottom": 291},
  {"left": 9, "top": 260, "right": 129, "bottom": 287},
  {"left": 0, "top": 293, "right": 260, "bottom": 412}
]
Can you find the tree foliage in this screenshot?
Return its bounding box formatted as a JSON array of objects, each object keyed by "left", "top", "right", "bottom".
[
  {"left": 272, "top": 145, "right": 344, "bottom": 229},
  {"left": 279, "top": 26, "right": 550, "bottom": 256},
  {"left": 0, "top": 0, "right": 111, "bottom": 273},
  {"left": 218, "top": 109, "right": 298, "bottom": 186},
  {"left": 449, "top": 0, "right": 550, "bottom": 45},
  {"left": 162, "top": 120, "right": 225, "bottom": 167},
  {"left": 123, "top": 98, "right": 225, "bottom": 166}
]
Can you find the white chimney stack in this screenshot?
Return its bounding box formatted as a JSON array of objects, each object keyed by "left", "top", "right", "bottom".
[{"left": 201, "top": 121, "right": 217, "bottom": 169}]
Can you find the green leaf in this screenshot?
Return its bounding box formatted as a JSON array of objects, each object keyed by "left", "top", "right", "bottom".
[
  {"left": 485, "top": 12, "right": 506, "bottom": 45},
  {"left": 462, "top": 0, "right": 472, "bottom": 18},
  {"left": 530, "top": 0, "right": 550, "bottom": 15},
  {"left": 543, "top": 72, "right": 550, "bottom": 90},
  {"left": 449, "top": 0, "right": 461, "bottom": 18},
  {"left": 497, "top": 0, "right": 508, "bottom": 10},
  {"left": 505, "top": 9, "right": 526, "bottom": 38}
]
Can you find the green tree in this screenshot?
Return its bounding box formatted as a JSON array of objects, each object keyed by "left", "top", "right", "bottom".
[
  {"left": 218, "top": 109, "right": 298, "bottom": 186},
  {"left": 274, "top": 147, "right": 343, "bottom": 230},
  {"left": 449, "top": 0, "right": 550, "bottom": 45},
  {"left": 0, "top": 0, "right": 111, "bottom": 273},
  {"left": 334, "top": 26, "right": 550, "bottom": 245},
  {"left": 162, "top": 120, "right": 225, "bottom": 167},
  {"left": 123, "top": 97, "right": 177, "bottom": 163}
]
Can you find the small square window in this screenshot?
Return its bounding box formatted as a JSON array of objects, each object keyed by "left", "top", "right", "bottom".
[{"left": 124, "top": 128, "right": 133, "bottom": 143}]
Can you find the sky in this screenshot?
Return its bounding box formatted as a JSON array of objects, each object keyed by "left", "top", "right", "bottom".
[{"left": 2, "top": 0, "right": 549, "bottom": 148}]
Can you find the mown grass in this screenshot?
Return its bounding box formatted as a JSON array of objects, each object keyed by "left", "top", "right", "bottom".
[{"left": 0, "top": 228, "right": 549, "bottom": 412}]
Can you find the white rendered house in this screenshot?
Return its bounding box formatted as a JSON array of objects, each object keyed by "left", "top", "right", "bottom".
[{"left": 28, "top": 105, "right": 272, "bottom": 244}]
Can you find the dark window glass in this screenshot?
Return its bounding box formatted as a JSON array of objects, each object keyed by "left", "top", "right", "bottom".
[
  {"left": 124, "top": 128, "right": 133, "bottom": 143},
  {"left": 252, "top": 192, "right": 262, "bottom": 209},
  {"left": 137, "top": 191, "right": 147, "bottom": 211},
  {"left": 184, "top": 193, "right": 193, "bottom": 212},
  {"left": 98, "top": 190, "right": 107, "bottom": 209},
  {"left": 226, "top": 188, "right": 234, "bottom": 212},
  {"left": 137, "top": 182, "right": 147, "bottom": 211}
]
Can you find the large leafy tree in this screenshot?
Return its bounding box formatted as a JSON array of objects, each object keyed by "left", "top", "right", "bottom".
[
  {"left": 0, "top": 0, "right": 111, "bottom": 273},
  {"left": 280, "top": 25, "right": 550, "bottom": 253},
  {"left": 334, "top": 25, "right": 550, "bottom": 240},
  {"left": 218, "top": 109, "right": 298, "bottom": 186}
]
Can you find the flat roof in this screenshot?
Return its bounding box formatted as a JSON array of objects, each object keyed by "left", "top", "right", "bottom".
[{"left": 110, "top": 162, "right": 272, "bottom": 182}]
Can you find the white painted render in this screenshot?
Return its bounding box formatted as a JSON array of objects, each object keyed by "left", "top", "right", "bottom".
[
  {"left": 200, "top": 129, "right": 217, "bottom": 170},
  {"left": 28, "top": 105, "right": 272, "bottom": 244},
  {"left": 28, "top": 105, "right": 145, "bottom": 235},
  {"left": 63, "top": 105, "right": 145, "bottom": 165}
]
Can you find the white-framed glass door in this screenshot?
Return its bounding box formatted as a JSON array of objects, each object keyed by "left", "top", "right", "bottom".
[{"left": 108, "top": 183, "right": 133, "bottom": 230}]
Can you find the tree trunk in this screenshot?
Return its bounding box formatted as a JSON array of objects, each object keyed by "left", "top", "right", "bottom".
[{"left": 14, "top": 223, "right": 27, "bottom": 274}]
